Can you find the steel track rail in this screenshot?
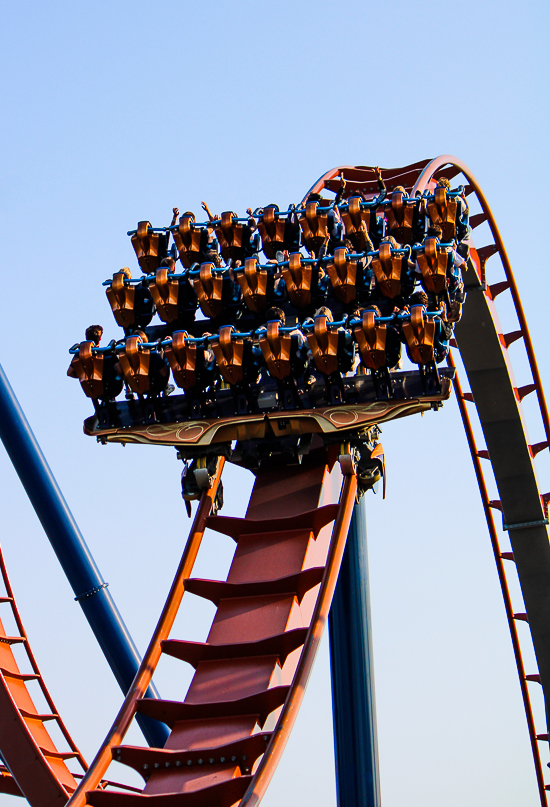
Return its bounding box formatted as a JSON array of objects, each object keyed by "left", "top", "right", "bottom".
[
  {"left": 66, "top": 459, "right": 225, "bottom": 806},
  {"left": 447, "top": 353, "right": 547, "bottom": 805},
  {"left": 0, "top": 542, "right": 87, "bottom": 805},
  {"left": 308, "top": 157, "right": 550, "bottom": 798}
]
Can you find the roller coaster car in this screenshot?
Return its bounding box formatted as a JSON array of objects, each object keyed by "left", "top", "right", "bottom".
[
  {"left": 384, "top": 191, "right": 422, "bottom": 245},
  {"left": 172, "top": 213, "right": 206, "bottom": 268},
  {"left": 281, "top": 253, "right": 312, "bottom": 308},
  {"left": 416, "top": 237, "right": 448, "bottom": 295},
  {"left": 326, "top": 248, "right": 358, "bottom": 304},
  {"left": 130, "top": 221, "right": 170, "bottom": 274},
  {"left": 299, "top": 201, "right": 329, "bottom": 256},
  {"left": 426, "top": 186, "right": 459, "bottom": 243},
  {"left": 105, "top": 272, "right": 154, "bottom": 331},
  {"left": 84, "top": 365, "right": 453, "bottom": 458},
  {"left": 372, "top": 242, "right": 406, "bottom": 299},
  {"left": 235, "top": 257, "right": 270, "bottom": 314},
  {"left": 340, "top": 196, "right": 372, "bottom": 253}
]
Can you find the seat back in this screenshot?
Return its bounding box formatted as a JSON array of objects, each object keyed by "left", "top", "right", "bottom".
[
  {"left": 371, "top": 242, "right": 404, "bottom": 298},
  {"left": 353, "top": 310, "right": 388, "bottom": 370},
  {"left": 148, "top": 267, "right": 180, "bottom": 323},
  {"left": 117, "top": 335, "right": 151, "bottom": 394},
  {"left": 299, "top": 201, "right": 328, "bottom": 256},
  {"left": 326, "top": 248, "right": 358, "bottom": 304},
  {"left": 258, "top": 207, "right": 286, "bottom": 259},
  {"left": 306, "top": 316, "right": 340, "bottom": 375},
  {"left": 173, "top": 214, "right": 204, "bottom": 268},
  {"left": 259, "top": 321, "right": 292, "bottom": 380},
  {"left": 165, "top": 331, "right": 198, "bottom": 390},
  {"left": 211, "top": 326, "right": 244, "bottom": 385},
  {"left": 427, "top": 187, "right": 458, "bottom": 242},
  {"left": 71, "top": 342, "right": 105, "bottom": 398},
  {"left": 402, "top": 306, "right": 435, "bottom": 365},
  {"left": 193, "top": 263, "right": 224, "bottom": 319},
  {"left": 235, "top": 258, "right": 269, "bottom": 313},
  {"left": 385, "top": 191, "right": 415, "bottom": 244},
  {"left": 341, "top": 196, "right": 372, "bottom": 252},
  {"left": 131, "top": 221, "right": 166, "bottom": 274},
  {"left": 106, "top": 272, "right": 137, "bottom": 328},
  {"left": 215, "top": 211, "right": 244, "bottom": 263},
  {"left": 281, "top": 253, "right": 312, "bottom": 308},
  {"left": 416, "top": 237, "right": 448, "bottom": 294}
]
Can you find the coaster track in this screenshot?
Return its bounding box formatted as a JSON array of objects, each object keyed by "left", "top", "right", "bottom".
[{"left": 0, "top": 156, "right": 548, "bottom": 805}]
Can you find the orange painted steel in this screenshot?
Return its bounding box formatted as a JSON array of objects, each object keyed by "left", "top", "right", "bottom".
[
  {"left": 67, "top": 458, "right": 225, "bottom": 807},
  {"left": 0, "top": 542, "right": 87, "bottom": 805},
  {"left": 447, "top": 353, "right": 547, "bottom": 806}
]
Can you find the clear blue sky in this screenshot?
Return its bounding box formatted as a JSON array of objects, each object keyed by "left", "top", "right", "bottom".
[{"left": 0, "top": 1, "right": 549, "bottom": 804}]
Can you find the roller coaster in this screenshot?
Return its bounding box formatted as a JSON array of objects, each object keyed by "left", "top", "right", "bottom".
[{"left": 0, "top": 156, "right": 548, "bottom": 806}]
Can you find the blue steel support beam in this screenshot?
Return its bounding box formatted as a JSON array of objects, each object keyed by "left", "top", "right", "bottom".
[
  {"left": 329, "top": 496, "right": 381, "bottom": 807},
  {"left": 0, "top": 361, "right": 168, "bottom": 747}
]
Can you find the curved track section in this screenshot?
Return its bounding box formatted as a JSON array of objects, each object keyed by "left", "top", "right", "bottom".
[
  {"left": 67, "top": 446, "right": 356, "bottom": 806},
  {"left": 0, "top": 542, "right": 87, "bottom": 804},
  {"left": 311, "top": 157, "right": 550, "bottom": 802}
]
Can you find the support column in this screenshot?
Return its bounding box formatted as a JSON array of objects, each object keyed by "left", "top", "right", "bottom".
[
  {"left": 0, "top": 361, "right": 168, "bottom": 747},
  {"left": 328, "top": 496, "right": 381, "bottom": 807}
]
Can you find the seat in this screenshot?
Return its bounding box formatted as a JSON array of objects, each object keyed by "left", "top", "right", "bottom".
[
  {"left": 173, "top": 213, "right": 205, "bottom": 268},
  {"left": 353, "top": 310, "right": 388, "bottom": 370},
  {"left": 70, "top": 342, "right": 105, "bottom": 398},
  {"left": 299, "top": 201, "right": 328, "bottom": 256},
  {"left": 211, "top": 326, "right": 245, "bottom": 385},
  {"left": 306, "top": 316, "right": 340, "bottom": 375},
  {"left": 402, "top": 306, "right": 435, "bottom": 365},
  {"left": 165, "top": 332, "right": 198, "bottom": 390},
  {"left": 215, "top": 211, "right": 247, "bottom": 263},
  {"left": 326, "top": 248, "right": 358, "bottom": 304},
  {"left": 341, "top": 196, "right": 373, "bottom": 252},
  {"left": 259, "top": 321, "right": 292, "bottom": 380},
  {"left": 117, "top": 335, "right": 151, "bottom": 394},
  {"left": 130, "top": 221, "right": 169, "bottom": 274},
  {"left": 193, "top": 263, "right": 224, "bottom": 319},
  {"left": 384, "top": 191, "right": 417, "bottom": 245},
  {"left": 426, "top": 186, "right": 458, "bottom": 242},
  {"left": 416, "top": 237, "right": 448, "bottom": 294},
  {"left": 105, "top": 272, "right": 136, "bottom": 329},
  {"left": 371, "top": 242, "right": 405, "bottom": 299},
  {"left": 148, "top": 267, "right": 180, "bottom": 323},
  {"left": 235, "top": 257, "right": 269, "bottom": 313},
  {"left": 258, "top": 206, "right": 287, "bottom": 259},
  {"left": 281, "top": 253, "right": 312, "bottom": 308}
]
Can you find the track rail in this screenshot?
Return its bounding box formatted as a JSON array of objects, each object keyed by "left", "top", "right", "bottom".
[
  {"left": 0, "top": 542, "right": 87, "bottom": 805},
  {"left": 66, "top": 445, "right": 356, "bottom": 806},
  {"left": 311, "top": 157, "right": 550, "bottom": 798}
]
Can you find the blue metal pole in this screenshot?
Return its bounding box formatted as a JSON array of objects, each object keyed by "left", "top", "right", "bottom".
[
  {"left": 328, "top": 496, "right": 381, "bottom": 807},
  {"left": 0, "top": 361, "right": 168, "bottom": 747}
]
